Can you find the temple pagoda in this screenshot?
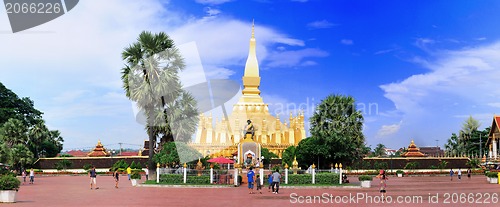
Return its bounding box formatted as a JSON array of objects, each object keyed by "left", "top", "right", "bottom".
[
  {"left": 486, "top": 115, "right": 500, "bottom": 163},
  {"left": 189, "top": 22, "right": 306, "bottom": 158},
  {"left": 87, "top": 140, "right": 109, "bottom": 157},
  {"left": 402, "top": 140, "right": 426, "bottom": 157}
]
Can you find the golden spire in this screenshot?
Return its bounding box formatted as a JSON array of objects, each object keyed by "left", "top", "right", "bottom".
[{"left": 240, "top": 20, "right": 263, "bottom": 103}]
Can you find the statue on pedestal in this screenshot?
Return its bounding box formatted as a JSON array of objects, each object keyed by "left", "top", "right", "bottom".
[{"left": 244, "top": 120, "right": 255, "bottom": 139}]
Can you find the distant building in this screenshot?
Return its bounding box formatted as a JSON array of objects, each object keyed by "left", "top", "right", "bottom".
[
  {"left": 383, "top": 148, "right": 397, "bottom": 156},
  {"left": 419, "top": 146, "right": 444, "bottom": 157}
]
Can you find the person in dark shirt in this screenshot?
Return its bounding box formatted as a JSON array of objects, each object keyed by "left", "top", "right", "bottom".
[
  {"left": 89, "top": 166, "right": 98, "bottom": 189},
  {"left": 113, "top": 169, "right": 120, "bottom": 188}
]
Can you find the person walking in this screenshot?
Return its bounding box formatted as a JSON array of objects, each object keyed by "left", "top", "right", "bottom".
[
  {"left": 21, "top": 169, "right": 27, "bottom": 184},
  {"left": 126, "top": 166, "right": 132, "bottom": 180},
  {"left": 256, "top": 174, "right": 262, "bottom": 194},
  {"left": 113, "top": 169, "right": 120, "bottom": 188},
  {"left": 271, "top": 169, "right": 281, "bottom": 194},
  {"left": 247, "top": 167, "right": 255, "bottom": 194},
  {"left": 145, "top": 166, "right": 149, "bottom": 180},
  {"left": 467, "top": 168, "right": 472, "bottom": 180},
  {"left": 457, "top": 168, "right": 462, "bottom": 180},
  {"left": 29, "top": 168, "right": 35, "bottom": 184},
  {"left": 449, "top": 168, "right": 454, "bottom": 181},
  {"left": 89, "top": 166, "right": 98, "bottom": 189},
  {"left": 376, "top": 170, "right": 389, "bottom": 201},
  {"left": 267, "top": 172, "right": 273, "bottom": 192}
]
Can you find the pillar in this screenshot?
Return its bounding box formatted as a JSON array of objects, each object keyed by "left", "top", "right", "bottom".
[
  {"left": 210, "top": 167, "right": 214, "bottom": 184},
  {"left": 183, "top": 163, "right": 187, "bottom": 184},
  {"left": 311, "top": 164, "right": 316, "bottom": 184},
  {"left": 234, "top": 168, "right": 239, "bottom": 186},
  {"left": 493, "top": 139, "right": 497, "bottom": 160},
  {"left": 259, "top": 168, "right": 264, "bottom": 186},
  {"left": 285, "top": 169, "right": 289, "bottom": 184},
  {"left": 490, "top": 144, "right": 493, "bottom": 159},
  {"left": 339, "top": 163, "right": 343, "bottom": 185},
  {"left": 156, "top": 163, "right": 160, "bottom": 184}
]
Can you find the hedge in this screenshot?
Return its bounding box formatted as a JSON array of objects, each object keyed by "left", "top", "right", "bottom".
[
  {"left": 159, "top": 174, "right": 210, "bottom": 184},
  {"left": 287, "top": 173, "right": 340, "bottom": 185}
]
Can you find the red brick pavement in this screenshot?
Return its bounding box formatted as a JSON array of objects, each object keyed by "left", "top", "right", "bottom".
[{"left": 11, "top": 175, "right": 500, "bottom": 207}]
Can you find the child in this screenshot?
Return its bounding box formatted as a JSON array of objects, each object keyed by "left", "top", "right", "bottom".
[
  {"left": 267, "top": 172, "right": 273, "bottom": 192},
  {"left": 256, "top": 174, "right": 262, "bottom": 194},
  {"left": 376, "top": 170, "right": 388, "bottom": 201},
  {"left": 22, "top": 170, "right": 27, "bottom": 184}
]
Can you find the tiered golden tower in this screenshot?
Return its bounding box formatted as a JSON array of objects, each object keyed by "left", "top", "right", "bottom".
[{"left": 189, "top": 22, "right": 306, "bottom": 158}]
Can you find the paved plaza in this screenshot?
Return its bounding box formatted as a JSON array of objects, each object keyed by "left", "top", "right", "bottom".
[{"left": 11, "top": 175, "right": 500, "bottom": 206}]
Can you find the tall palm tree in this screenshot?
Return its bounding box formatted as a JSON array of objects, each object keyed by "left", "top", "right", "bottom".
[{"left": 121, "top": 31, "right": 198, "bottom": 173}]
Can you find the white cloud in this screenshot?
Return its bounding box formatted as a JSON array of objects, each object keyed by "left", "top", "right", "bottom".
[
  {"left": 377, "top": 41, "right": 500, "bottom": 148},
  {"left": 196, "top": 0, "right": 233, "bottom": 5},
  {"left": 205, "top": 7, "right": 221, "bottom": 16},
  {"left": 0, "top": 0, "right": 328, "bottom": 149},
  {"left": 265, "top": 48, "right": 328, "bottom": 68},
  {"left": 376, "top": 121, "right": 402, "bottom": 138},
  {"left": 307, "top": 20, "right": 336, "bottom": 29},
  {"left": 340, "top": 39, "right": 353, "bottom": 45}
]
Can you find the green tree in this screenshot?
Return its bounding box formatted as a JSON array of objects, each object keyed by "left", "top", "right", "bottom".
[
  {"left": 121, "top": 31, "right": 198, "bottom": 172},
  {"left": 0, "top": 118, "right": 29, "bottom": 148},
  {"left": 0, "top": 82, "right": 42, "bottom": 126},
  {"left": 10, "top": 144, "right": 34, "bottom": 172},
  {"left": 373, "top": 143, "right": 386, "bottom": 157},
  {"left": 281, "top": 146, "right": 296, "bottom": 167},
  {"left": 308, "top": 94, "right": 366, "bottom": 166},
  {"left": 295, "top": 137, "right": 329, "bottom": 169},
  {"left": 153, "top": 142, "right": 202, "bottom": 166},
  {"left": 260, "top": 147, "right": 278, "bottom": 166}
]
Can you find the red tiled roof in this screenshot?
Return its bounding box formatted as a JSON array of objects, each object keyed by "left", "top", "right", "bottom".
[
  {"left": 63, "top": 150, "right": 88, "bottom": 157},
  {"left": 117, "top": 152, "right": 139, "bottom": 156}
]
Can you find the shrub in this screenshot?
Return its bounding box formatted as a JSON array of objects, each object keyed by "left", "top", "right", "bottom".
[
  {"left": 288, "top": 174, "right": 312, "bottom": 184},
  {"left": 54, "top": 159, "right": 72, "bottom": 171},
  {"left": 396, "top": 170, "right": 404, "bottom": 174},
  {"left": 486, "top": 172, "right": 499, "bottom": 178},
  {"left": 188, "top": 175, "right": 210, "bottom": 184},
  {"left": 131, "top": 172, "right": 141, "bottom": 180},
  {"left": 0, "top": 175, "right": 20, "bottom": 190},
  {"left": 404, "top": 162, "right": 419, "bottom": 170},
  {"left": 315, "top": 173, "right": 340, "bottom": 184},
  {"left": 160, "top": 174, "right": 183, "bottom": 184},
  {"left": 83, "top": 164, "right": 92, "bottom": 171},
  {"left": 358, "top": 175, "right": 373, "bottom": 181}
]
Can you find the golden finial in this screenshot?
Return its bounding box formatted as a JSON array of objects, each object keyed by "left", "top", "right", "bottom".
[
  {"left": 285, "top": 163, "right": 289, "bottom": 169},
  {"left": 335, "top": 163, "right": 338, "bottom": 168},
  {"left": 251, "top": 19, "right": 255, "bottom": 38},
  {"left": 312, "top": 163, "right": 316, "bottom": 169},
  {"left": 339, "top": 163, "right": 342, "bottom": 168},
  {"left": 183, "top": 163, "right": 187, "bottom": 168}
]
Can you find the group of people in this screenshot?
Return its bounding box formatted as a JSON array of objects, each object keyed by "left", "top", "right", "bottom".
[
  {"left": 88, "top": 166, "right": 149, "bottom": 190},
  {"left": 20, "top": 168, "right": 35, "bottom": 184},
  {"left": 449, "top": 168, "right": 472, "bottom": 181},
  {"left": 246, "top": 167, "right": 282, "bottom": 194}
]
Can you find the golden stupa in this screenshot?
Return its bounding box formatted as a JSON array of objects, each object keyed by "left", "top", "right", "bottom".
[{"left": 189, "top": 22, "right": 306, "bottom": 158}]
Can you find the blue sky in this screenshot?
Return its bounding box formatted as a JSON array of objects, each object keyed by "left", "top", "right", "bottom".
[{"left": 1, "top": 0, "right": 500, "bottom": 151}]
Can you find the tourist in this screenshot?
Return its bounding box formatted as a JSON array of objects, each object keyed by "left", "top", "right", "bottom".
[
  {"left": 247, "top": 167, "right": 255, "bottom": 194},
  {"left": 113, "top": 169, "right": 119, "bottom": 188},
  {"left": 467, "top": 168, "right": 472, "bottom": 179},
  {"left": 145, "top": 166, "right": 149, "bottom": 180},
  {"left": 457, "top": 168, "right": 462, "bottom": 180},
  {"left": 342, "top": 174, "right": 350, "bottom": 183},
  {"left": 272, "top": 169, "right": 281, "bottom": 194},
  {"left": 255, "top": 158, "right": 260, "bottom": 168},
  {"left": 267, "top": 172, "right": 273, "bottom": 192},
  {"left": 449, "top": 168, "right": 454, "bottom": 181},
  {"left": 376, "top": 170, "right": 388, "bottom": 201},
  {"left": 29, "top": 168, "right": 35, "bottom": 184},
  {"left": 89, "top": 166, "right": 98, "bottom": 189},
  {"left": 126, "top": 166, "right": 132, "bottom": 180},
  {"left": 22, "top": 169, "right": 27, "bottom": 184},
  {"left": 256, "top": 174, "right": 262, "bottom": 194}
]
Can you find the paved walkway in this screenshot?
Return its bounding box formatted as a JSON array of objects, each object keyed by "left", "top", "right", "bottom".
[{"left": 12, "top": 175, "right": 500, "bottom": 206}]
